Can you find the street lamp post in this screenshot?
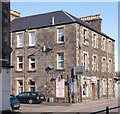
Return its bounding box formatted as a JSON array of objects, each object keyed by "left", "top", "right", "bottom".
[
  {"left": 79, "top": 25, "right": 82, "bottom": 103},
  {"left": 107, "top": 39, "right": 109, "bottom": 98}
]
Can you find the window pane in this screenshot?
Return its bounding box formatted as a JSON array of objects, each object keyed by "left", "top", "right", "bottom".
[
  {"left": 17, "top": 33, "right": 23, "bottom": 47},
  {"left": 29, "top": 32, "right": 35, "bottom": 45},
  {"left": 30, "top": 56, "right": 35, "bottom": 61},
  {"left": 31, "top": 87, "right": 35, "bottom": 92},
  {"left": 18, "top": 56, "right": 23, "bottom": 70},
  {"left": 58, "top": 53, "right": 64, "bottom": 61},
  {"left": 93, "top": 34, "right": 96, "bottom": 47},
  {"left": 19, "top": 63, "right": 23, "bottom": 69},
  {"left": 57, "top": 28, "right": 64, "bottom": 43},
  {"left": 19, "top": 56, "right": 22, "bottom": 62},
  {"left": 58, "top": 61, "right": 64, "bottom": 68},
  {"left": 31, "top": 63, "right": 35, "bottom": 69}
]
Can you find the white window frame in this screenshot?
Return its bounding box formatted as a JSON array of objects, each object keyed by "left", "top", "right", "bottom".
[
  {"left": 17, "top": 80, "right": 23, "bottom": 95},
  {"left": 29, "top": 56, "right": 35, "bottom": 71},
  {"left": 93, "top": 34, "right": 96, "bottom": 48},
  {"left": 29, "top": 31, "right": 35, "bottom": 46},
  {"left": 84, "top": 53, "right": 87, "bottom": 70},
  {"left": 103, "top": 38, "right": 105, "bottom": 51},
  {"left": 82, "top": 84, "right": 88, "bottom": 97},
  {"left": 17, "top": 33, "right": 23, "bottom": 47},
  {"left": 109, "top": 80, "right": 112, "bottom": 94},
  {"left": 108, "top": 41, "right": 111, "bottom": 53},
  {"left": 93, "top": 56, "right": 96, "bottom": 71},
  {"left": 103, "top": 80, "right": 105, "bottom": 95},
  {"left": 103, "top": 58, "right": 105, "bottom": 72},
  {"left": 17, "top": 56, "right": 23, "bottom": 71},
  {"left": 57, "top": 52, "right": 64, "bottom": 69},
  {"left": 108, "top": 59, "right": 111, "bottom": 72},
  {"left": 29, "top": 80, "right": 35, "bottom": 92},
  {"left": 57, "top": 28, "right": 64, "bottom": 43},
  {"left": 83, "top": 29, "right": 87, "bottom": 43}
]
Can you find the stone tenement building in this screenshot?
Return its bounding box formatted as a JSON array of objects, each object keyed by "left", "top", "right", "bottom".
[{"left": 11, "top": 10, "right": 115, "bottom": 103}]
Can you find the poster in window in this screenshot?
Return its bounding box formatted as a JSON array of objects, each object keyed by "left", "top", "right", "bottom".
[{"left": 56, "top": 78, "right": 65, "bottom": 98}]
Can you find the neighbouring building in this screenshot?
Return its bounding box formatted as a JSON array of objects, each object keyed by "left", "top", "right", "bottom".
[
  {"left": 114, "top": 72, "right": 120, "bottom": 97},
  {"left": 11, "top": 10, "right": 115, "bottom": 103},
  {"left": 0, "top": 1, "right": 13, "bottom": 111}
]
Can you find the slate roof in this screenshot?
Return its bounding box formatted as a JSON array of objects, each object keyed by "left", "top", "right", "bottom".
[{"left": 11, "top": 10, "right": 115, "bottom": 41}]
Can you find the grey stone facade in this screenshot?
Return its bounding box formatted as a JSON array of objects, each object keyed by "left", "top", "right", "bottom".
[{"left": 11, "top": 11, "right": 115, "bottom": 103}]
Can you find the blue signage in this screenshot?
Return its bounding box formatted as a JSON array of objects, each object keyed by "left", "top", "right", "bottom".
[{"left": 67, "top": 79, "right": 71, "bottom": 84}]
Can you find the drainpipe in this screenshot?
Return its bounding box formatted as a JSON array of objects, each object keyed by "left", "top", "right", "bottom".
[
  {"left": 24, "top": 29, "right": 27, "bottom": 92},
  {"left": 79, "top": 24, "right": 82, "bottom": 102}
]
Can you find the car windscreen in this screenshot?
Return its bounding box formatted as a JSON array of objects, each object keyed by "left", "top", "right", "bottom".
[
  {"left": 10, "top": 95, "right": 16, "bottom": 100},
  {"left": 37, "top": 92, "right": 44, "bottom": 96}
]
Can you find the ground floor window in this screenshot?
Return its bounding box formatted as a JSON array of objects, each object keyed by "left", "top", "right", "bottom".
[
  {"left": 82, "top": 84, "right": 88, "bottom": 97},
  {"left": 103, "top": 80, "right": 105, "bottom": 95},
  {"left": 109, "top": 80, "right": 112, "bottom": 94},
  {"left": 17, "top": 80, "right": 23, "bottom": 95},
  {"left": 29, "top": 80, "right": 35, "bottom": 92}
]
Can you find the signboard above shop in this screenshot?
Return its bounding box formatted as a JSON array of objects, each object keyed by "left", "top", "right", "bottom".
[
  {"left": 91, "top": 76, "right": 96, "bottom": 83},
  {"left": 73, "top": 66, "right": 85, "bottom": 76}
]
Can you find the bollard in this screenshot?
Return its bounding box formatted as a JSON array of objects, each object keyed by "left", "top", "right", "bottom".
[{"left": 106, "top": 106, "right": 109, "bottom": 114}]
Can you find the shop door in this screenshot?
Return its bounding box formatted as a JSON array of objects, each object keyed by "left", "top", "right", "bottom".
[
  {"left": 92, "top": 83, "right": 95, "bottom": 100},
  {"left": 97, "top": 80, "right": 100, "bottom": 99}
]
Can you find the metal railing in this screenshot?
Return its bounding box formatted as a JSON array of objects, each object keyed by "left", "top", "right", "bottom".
[{"left": 90, "top": 106, "right": 120, "bottom": 114}]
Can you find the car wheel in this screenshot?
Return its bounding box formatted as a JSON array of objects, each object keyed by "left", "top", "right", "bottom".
[
  {"left": 9, "top": 106, "right": 13, "bottom": 111},
  {"left": 28, "top": 99, "right": 33, "bottom": 104}
]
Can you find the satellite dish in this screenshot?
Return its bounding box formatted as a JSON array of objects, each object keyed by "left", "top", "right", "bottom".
[
  {"left": 31, "top": 77, "right": 37, "bottom": 82},
  {"left": 48, "top": 63, "right": 54, "bottom": 69},
  {"left": 47, "top": 44, "right": 53, "bottom": 50}
]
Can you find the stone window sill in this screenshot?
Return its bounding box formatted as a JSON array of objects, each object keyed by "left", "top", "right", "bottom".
[
  {"left": 15, "top": 70, "right": 23, "bottom": 73},
  {"left": 27, "top": 70, "right": 36, "bottom": 72},
  {"left": 55, "top": 69, "right": 65, "bottom": 71}
]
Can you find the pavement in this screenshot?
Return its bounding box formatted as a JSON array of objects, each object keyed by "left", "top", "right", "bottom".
[
  {"left": 42, "top": 97, "right": 118, "bottom": 106},
  {"left": 12, "top": 97, "right": 119, "bottom": 113}
]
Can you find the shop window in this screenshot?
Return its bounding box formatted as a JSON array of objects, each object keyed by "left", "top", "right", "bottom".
[
  {"left": 29, "top": 80, "right": 35, "bottom": 92},
  {"left": 17, "top": 80, "right": 23, "bottom": 95}
]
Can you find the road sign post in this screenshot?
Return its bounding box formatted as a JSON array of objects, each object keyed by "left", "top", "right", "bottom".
[{"left": 73, "top": 66, "right": 86, "bottom": 103}]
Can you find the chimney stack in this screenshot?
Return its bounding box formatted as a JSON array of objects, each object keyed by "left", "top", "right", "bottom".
[
  {"left": 10, "top": 9, "right": 21, "bottom": 21},
  {"left": 80, "top": 14, "right": 102, "bottom": 31}
]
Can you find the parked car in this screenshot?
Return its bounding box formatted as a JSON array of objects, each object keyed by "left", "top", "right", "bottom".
[
  {"left": 16, "top": 92, "right": 44, "bottom": 104},
  {"left": 10, "top": 95, "right": 20, "bottom": 111},
  {"left": 37, "top": 92, "right": 46, "bottom": 101}
]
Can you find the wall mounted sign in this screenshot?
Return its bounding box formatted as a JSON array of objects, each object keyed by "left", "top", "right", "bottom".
[
  {"left": 73, "top": 66, "right": 85, "bottom": 76},
  {"left": 56, "top": 78, "right": 65, "bottom": 98},
  {"left": 91, "top": 76, "right": 96, "bottom": 83},
  {"left": 71, "top": 82, "right": 76, "bottom": 95}
]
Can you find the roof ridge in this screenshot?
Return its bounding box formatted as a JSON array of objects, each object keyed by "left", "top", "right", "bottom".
[
  {"left": 12, "top": 10, "right": 63, "bottom": 21},
  {"left": 62, "top": 10, "right": 76, "bottom": 22},
  {"left": 65, "top": 11, "right": 114, "bottom": 41}
]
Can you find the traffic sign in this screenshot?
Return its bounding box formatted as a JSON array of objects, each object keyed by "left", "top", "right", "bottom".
[
  {"left": 67, "top": 79, "right": 71, "bottom": 84},
  {"left": 73, "top": 66, "right": 85, "bottom": 76}
]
